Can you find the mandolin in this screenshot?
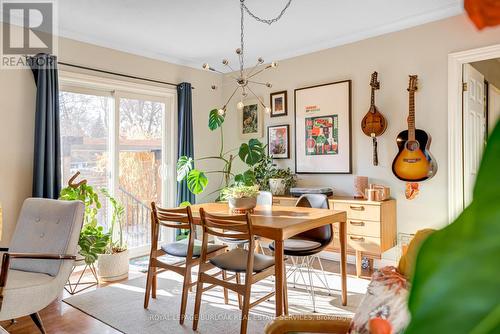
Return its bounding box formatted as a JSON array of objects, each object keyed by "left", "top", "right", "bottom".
[
  {"left": 361, "top": 71, "right": 387, "bottom": 165},
  {"left": 392, "top": 75, "right": 437, "bottom": 182}
]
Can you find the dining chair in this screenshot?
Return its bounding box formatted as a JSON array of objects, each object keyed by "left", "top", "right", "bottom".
[
  {"left": 193, "top": 208, "right": 276, "bottom": 334},
  {"left": 269, "top": 194, "right": 332, "bottom": 312},
  {"left": 143, "top": 203, "right": 227, "bottom": 325},
  {"left": 218, "top": 191, "right": 272, "bottom": 253}
]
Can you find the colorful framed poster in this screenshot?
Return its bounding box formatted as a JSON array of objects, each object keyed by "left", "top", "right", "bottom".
[
  {"left": 270, "top": 91, "right": 288, "bottom": 117},
  {"left": 268, "top": 124, "right": 290, "bottom": 159},
  {"left": 239, "top": 99, "right": 263, "bottom": 138},
  {"left": 294, "top": 80, "right": 352, "bottom": 174}
]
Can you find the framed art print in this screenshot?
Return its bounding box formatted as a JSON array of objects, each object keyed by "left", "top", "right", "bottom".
[
  {"left": 270, "top": 91, "right": 288, "bottom": 117},
  {"left": 239, "top": 99, "right": 263, "bottom": 138},
  {"left": 268, "top": 124, "right": 290, "bottom": 159},
  {"left": 294, "top": 80, "right": 352, "bottom": 174}
]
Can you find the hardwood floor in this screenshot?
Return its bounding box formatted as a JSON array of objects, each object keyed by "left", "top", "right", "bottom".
[{"left": 0, "top": 257, "right": 372, "bottom": 334}]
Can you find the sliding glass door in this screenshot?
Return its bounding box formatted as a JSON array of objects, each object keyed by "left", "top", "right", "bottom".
[{"left": 60, "top": 77, "right": 175, "bottom": 256}]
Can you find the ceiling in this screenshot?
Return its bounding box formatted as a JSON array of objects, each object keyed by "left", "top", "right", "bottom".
[{"left": 4, "top": 0, "right": 464, "bottom": 70}]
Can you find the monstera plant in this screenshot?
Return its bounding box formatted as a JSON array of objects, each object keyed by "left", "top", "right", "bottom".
[
  {"left": 405, "top": 121, "right": 500, "bottom": 334},
  {"left": 177, "top": 109, "right": 265, "bottom": 197}
]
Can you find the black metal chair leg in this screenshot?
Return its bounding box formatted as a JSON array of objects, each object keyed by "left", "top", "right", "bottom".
[{"left": 29, "top": 312, "right": 46, "bottom": 334}]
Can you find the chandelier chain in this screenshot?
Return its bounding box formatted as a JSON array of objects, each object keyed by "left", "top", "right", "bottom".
[{"left": 241, "top": 0, "right": 293, "bottom": 25}]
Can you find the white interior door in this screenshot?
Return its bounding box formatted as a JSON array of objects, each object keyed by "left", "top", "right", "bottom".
[
  {"left": 489, "top": 84, "right": 500, "bottom": 134},
  {"left": 463, "top": 64, "right": 486, "bottom": 207}
]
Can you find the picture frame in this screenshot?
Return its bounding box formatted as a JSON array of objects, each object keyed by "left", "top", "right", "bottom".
[
  {"left": 270, "top": 90, "right": 288, "bottom": 117},
  {"left": 239, "top": 98, "right": 263, "bottom": 138},
  {"left": 267, "top": 124, "right": 290, "bottom": 159},
  {"left": 294, "top": 80, "right": 352, "bottom": 174}
]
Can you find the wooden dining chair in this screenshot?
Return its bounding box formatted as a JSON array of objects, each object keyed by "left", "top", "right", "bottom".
[
  {"left": 143, "top": 203, "right": 227, "bottom": 325},
  {"left": 193, "top": 208, "right": 276, "bottom": 334}
]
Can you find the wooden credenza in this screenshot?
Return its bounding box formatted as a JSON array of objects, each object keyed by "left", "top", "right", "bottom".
[{"left": 273, "top": 196, "right": 397, "bottom": 277}]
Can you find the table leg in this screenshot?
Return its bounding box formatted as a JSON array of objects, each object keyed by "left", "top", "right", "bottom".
[
  {"left": 355, "top": 251, "right": 362, "bottom": 278},
  {"left": 339, "top": 220, "right": 347, "bottom": 306},
  {"left": 274, "top": 240, "right": 285, "bottom": 316}
]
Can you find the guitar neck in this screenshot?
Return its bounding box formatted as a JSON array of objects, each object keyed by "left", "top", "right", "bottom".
[
  {"left": 408, "top": 91, "right": 416, "bottom": 141},
  {"left": 370, "top": 88, "right": 375, "bottom": 110}
]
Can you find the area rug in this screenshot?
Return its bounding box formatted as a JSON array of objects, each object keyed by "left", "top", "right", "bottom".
[{"left": 64, "top": 269, "right": 368, "bottom": 334}]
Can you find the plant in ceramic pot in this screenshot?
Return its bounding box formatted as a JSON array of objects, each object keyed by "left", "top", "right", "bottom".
[
  {"left": 97, "top": 189, "right": 129, "bottom": 282},
  {"left": 221, "top": 184, "right": 260, "bottom": 213},
  {"left": 254, "top": 155, "right": 297, "bottom": 196}
]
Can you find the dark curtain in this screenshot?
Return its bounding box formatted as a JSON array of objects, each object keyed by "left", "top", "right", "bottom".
[
  {"left": 29, "top": 54, "right": 61, "bottom": 199},
  {"left": 177, "top": 82, "right": 195, "bottom": 206}
]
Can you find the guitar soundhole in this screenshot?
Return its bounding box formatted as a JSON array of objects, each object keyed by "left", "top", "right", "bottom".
[{"left": 405, "top": 140, "right": 420, "bottom": 151}]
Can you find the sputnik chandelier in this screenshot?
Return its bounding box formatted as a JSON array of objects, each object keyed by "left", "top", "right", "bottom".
[{"left": 202, "top": 0, "right": 293, "bottom": 116}]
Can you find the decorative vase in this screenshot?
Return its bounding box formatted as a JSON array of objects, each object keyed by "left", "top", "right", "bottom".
[
  {"left": 228, "top": 197, "right": 257, "bottom": 213},
  {"left": 97, "top": 249, "right": 129, "bottom": 282},
  {"left": 269, "top": 178, "right": 286, "bottom": 196}
]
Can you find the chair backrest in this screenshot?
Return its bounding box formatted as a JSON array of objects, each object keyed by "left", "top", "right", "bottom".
[
  {"left": 257, "top": 191, "right": 273, "bottom": 206},
  {"left": 9, "top": 198, "right": 85, "bottom": 276},
  {"left": 150, "top": 203, "right": 195, "bottom": 254},
  {"left": 295, "top": 194, "right": 333, "bottom": 244},
  {"left": 199, "top": 208, "right": 255, "bottom": 272}
]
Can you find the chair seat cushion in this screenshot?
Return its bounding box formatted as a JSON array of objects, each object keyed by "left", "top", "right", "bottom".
[
  {"left": 209, "top": 248, "right": 275, "bottom": 273},
  {"left": 161, "top": 241, "right": 225, "bottom": 258},
  {"left": 269, "top": 239, "right": 322, "bottom": 254}
]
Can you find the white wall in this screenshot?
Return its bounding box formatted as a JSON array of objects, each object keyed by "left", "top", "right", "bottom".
[
  {"left": 0, "top": 22, "right": 222, "bottom": 246},
  {"left": 221, "top": 14, "right": 500, "bottom": 260}
]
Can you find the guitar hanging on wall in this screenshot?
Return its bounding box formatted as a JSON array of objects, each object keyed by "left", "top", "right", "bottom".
[
  {"left": 361, "top": 71, "right": 387, "bottom": 166},
  {"left": 392, "top": 75, "right": 437, "bottom": 181}
]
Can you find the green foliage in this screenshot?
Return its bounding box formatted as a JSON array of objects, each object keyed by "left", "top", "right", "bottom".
[
  {"left": 78, "top": 224, "right": 111, "bottom": 265},
  {"left": 176, "top": 109, "right": 265, "bottom": 200},
  {"left": 208, "top": 108, "right": 225, "bottom": 131},
  {"left": 59, "top": 183, "right": 101, "bottom": 227},
  {"left": 239, "top": 138, "right": 265, "bottom": 166},
  {"left": 221, "top": 185, "right": 260, "bottom": 200},
  {"left": 405, "top": 121, "right": 500, "bottom": 334},
  {"left": 187, "top": 169, "right": 208, "bottom": 195},
  {"left": 179, "top": 201, "right": 191, "bottom": 208},
  {"left": 101, "top": 188, "right": 126, "bottom": 253},
  {"left": 253, "top": 154, "right": 296, "bottom": 193}
]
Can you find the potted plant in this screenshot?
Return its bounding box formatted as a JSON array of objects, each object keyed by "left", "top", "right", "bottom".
[
  {"left": 97, "top": 189, "right": 129, "bottom": 282},
  {"left": 253, "top": 155, "right": 297, "bottom": 196},
  {"left": 59, "top": 173, "right": 110, "bottom": 266},
  {"left": 221, "top": 184, "right": 260, "bottom": 213}
]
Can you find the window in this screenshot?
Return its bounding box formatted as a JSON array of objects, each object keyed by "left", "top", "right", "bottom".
[{"left": 59, "top": 73, "right": 176, "bottom": 256}]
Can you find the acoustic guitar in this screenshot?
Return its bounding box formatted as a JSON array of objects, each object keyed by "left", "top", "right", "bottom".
[
  {"left": 392, "top": 75, "right": 437, "bottom": 182},
  {"left": 361, "top": 72, "right": 387, "bottom": 166}
]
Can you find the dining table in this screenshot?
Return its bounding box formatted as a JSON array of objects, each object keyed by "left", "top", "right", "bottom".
[{"left": 189, "top": 202, "right": 348, "bottom": 316}]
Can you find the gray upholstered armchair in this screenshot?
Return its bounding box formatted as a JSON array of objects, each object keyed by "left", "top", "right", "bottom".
[{"left": 0, "top": 198, "right": 84, "bottom": 333}]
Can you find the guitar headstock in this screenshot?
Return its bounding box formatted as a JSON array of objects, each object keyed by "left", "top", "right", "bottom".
[
  {"left": 407, "top": 75, "right": 418, "bottom": 92},
  {"left": 370, "top": 71, "right": 380, "bottom": 90}
]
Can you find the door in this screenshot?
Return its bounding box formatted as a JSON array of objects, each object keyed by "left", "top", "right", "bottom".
[
  {"left": 463, "top": 64, "right": 487, "bottom": 207},
  {"left": 489, "top": 84, "right": 500, "bottom": 135}
]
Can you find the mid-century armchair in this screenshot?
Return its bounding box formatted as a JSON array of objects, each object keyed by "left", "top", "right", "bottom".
[{"left": 0, "top": 198, "right": 84, "bottom": 333}]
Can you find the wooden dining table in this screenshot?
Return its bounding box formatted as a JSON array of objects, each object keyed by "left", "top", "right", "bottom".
[{"left": 189, "top": 202, "right": 348, "bottom": 316}]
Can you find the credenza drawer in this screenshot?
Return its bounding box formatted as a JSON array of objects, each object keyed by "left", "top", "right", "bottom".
[
  {"left": 347, "top": 234, "right": 381, "bottom": 253},
  {"left": 333, "top": 202, "right": 381, "bottom": 221},
  {"left": 273, "top": 197, "right": 297, "bottom": 207},
  {"left": 347, "top": 219, "right": 380, "bottom": 237}
]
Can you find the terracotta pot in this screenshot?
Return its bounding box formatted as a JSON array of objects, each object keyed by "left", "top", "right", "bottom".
[
  {"left": 228, "top": 197, "right": 257, "bottom": 212},
  {"left": 269, "top": 178, "right": 287, "bottom": 196},
  {"left": 97, "top": 249, "right": 129, "bottom": 282}
]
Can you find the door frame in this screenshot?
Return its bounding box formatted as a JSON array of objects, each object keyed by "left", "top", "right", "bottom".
[{"left": 447, "top": 44, "right": 500, "bottom": 221}]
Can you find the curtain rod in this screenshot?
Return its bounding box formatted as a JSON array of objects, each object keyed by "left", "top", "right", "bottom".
[{"left": 57, "top": 61, "right": 194, "bottom": 89}]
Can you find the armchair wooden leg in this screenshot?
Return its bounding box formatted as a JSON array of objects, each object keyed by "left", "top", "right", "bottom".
[
  {"left": 179, "top": 266, "right": 192, "bottom": 325},
  {"left": 192, "top": 278, "right": 204, "bottom": 331},
  {"left": 240, "top": 287, "right": 251, "bottom": 334},
  {"left": 29, "top": 313, "right": 46, "bottom": 334},
  {"left": 144, "top": 263, "right": 154, "bottom": 308}
]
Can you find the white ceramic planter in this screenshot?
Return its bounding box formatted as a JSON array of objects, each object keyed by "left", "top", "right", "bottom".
[
  {"left": 269, "top": 178, "right": 287, "bottom": 196},
  {"left": 97, "top": 249, "right": 129, "bottom": 282},
  {"left": 228, "top": 197, "right": 257, "bottom": 212}
]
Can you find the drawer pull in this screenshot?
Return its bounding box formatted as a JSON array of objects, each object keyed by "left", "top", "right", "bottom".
[
  {"left": 350, "top": 236, "right": 365, "bottom": 242},
  {"left": 349, "top": 205, "right": 365, "bottom": 211},
  {"left": 350, "top": 221, "right": 365, "bottom": 227}
]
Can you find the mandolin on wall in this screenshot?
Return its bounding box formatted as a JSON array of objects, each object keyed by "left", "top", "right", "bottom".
[{"left": 392, "top": 75, "right": 437, "bottom": 182}]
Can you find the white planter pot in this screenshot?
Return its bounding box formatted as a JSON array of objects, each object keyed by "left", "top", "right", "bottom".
[
  {"left": 97, "top": 249, "right": 129, "bottom": 282},
  {"left": 228, "top": 197, "right": 257, "bottom": 212},
  {"left": 269, "top": 178, "right": 287, "bottom": 196}
]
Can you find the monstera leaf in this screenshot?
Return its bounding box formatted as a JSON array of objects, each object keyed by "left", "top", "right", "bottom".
[
  {"left": 177, "top": 156, "right": 193, "bottom": 181},
  {"left": 208, "top": 108, "right": 225, "bottom": 131},
  {"left": 405, "top": 121, "right": 500, "bottom": 334},
  {"left": 234, "top": 169, "right": 256, "bottom": 186},
  {"left": 186, "top": 169, "right": 208, "bottom": 195},
  {"left": 238, "top": 139, "right": 264, "bottom": 166}
]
